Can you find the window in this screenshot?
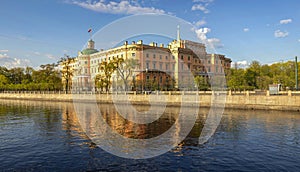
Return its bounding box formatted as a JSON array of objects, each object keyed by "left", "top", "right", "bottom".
[
  {"left": 146, "top": 61, "right": 149, "bottom": 69},
  {"left": 85, "top": 68, "right": 87, "bottom": 73},
  {"left": 160, "top": 63, "right": 163, "bottom": 70},
  {"left": 181, "top": 63, "right": 184, "bottom": 70},
  {"left": 132, "top": 53, "right": 136, "bottom": 57},
  {"left": 146, "top": 75, "right": 150, "bottom": 81},
  {"left": 181, "top": 55, "right": 184, "bottom": 60},
  {"left": 166, "top": 64, "right": 169, "bottom": 70},
  {"left": 172, "top": 56, "right": 175, "bottom": 60},
  {"left": 216, "top": 66, "right": 218, "bottom": 73},
  {"left": 208, "top": 67, "right": 211, "bottom": 72},
  {"left": 208, "top": 60, "right": 211, "bottom": 64},
  {"left": 188, "top": 56, "right": 190, "bottom": 61},
  {"left": 160, "top": 76, "right": 162, "bottom": 83},
  {"left": 153, "top": 62, "right": 156, "bottom": 69},
  {"left": 85, "top": 61, "right": 88, "bottom": 64},
  {"left": 121, "top": 54, "right": 123, "bottom": 58},
  {"left": 188, "top": 64, "right": 190, "bottom": 69},
  {"left": 166, "top": 56, "right": 168, "bottom": 60},
  {"left": 146, "top": 53, "right": 149, "bottom": 58},
  {"left": 160, "top": 55, "right": 162, "bottom": 59},
  {"left": 153, "top": 54, "right": 156, "bottom": 58},
  {"left": 173, "top": 64, "right": 175, "bottom": 70}
]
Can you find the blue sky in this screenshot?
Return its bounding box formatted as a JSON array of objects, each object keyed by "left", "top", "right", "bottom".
[{"left": 0, "top": 0, "right": 300, "bottom": 68}]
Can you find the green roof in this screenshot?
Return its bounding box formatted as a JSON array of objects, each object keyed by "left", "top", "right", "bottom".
[{"left": 81, "top": 48, "right": 99, "bottom": 55}]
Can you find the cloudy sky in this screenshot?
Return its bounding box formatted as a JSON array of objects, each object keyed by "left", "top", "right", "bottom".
[{"left": 0, "top": 0, "right": 300, "bottom": 68}]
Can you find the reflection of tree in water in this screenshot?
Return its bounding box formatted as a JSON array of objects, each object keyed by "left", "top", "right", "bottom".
[{"left": 0, "top": 100, "right": 61, "bottom": 133}]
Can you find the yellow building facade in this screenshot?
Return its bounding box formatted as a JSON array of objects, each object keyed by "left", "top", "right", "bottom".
[{"left": 64, "top": 32, "right": 231, "bottom": 92}]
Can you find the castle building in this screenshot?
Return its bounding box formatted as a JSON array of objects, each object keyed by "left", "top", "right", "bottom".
[{"left": 63, "top": 28, "right": 231, "bottom": 91}]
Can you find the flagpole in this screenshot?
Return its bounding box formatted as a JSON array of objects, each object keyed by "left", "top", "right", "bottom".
[
  {"left": 88, "top": 28, "right": 92, "bottom": 40},
  {"left": 90, "top": 30, "right": 92, "bottom": 40}
]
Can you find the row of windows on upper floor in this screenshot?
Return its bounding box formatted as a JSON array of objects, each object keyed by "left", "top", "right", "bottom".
[
  {"left": 71, "top": 58, "right": 229, "bottom": 69},
  {"left": 87, "top": 64, "right": 224, "bottom": 75},
  {"left": 76, "top": 53, "right": 229, "bottom": 68}
]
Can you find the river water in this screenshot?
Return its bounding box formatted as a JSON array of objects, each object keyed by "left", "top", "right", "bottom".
[{"left": 0, "top": 99, "right": 300, "bottom": 171}]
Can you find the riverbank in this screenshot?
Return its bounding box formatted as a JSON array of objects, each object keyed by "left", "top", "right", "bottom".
[{"left": 0, "top": 91, "right": 300, "bottom": 111}]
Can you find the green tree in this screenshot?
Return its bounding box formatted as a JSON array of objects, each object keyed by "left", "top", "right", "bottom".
[
  {"left": 8, "top": 67, "right": 24, "bottom": 85},
  {"left": 0, "top": 74, "right": 9, "bottom": 91},
  {"left": 115, "top": 58, "right": 139, "bottom": 91},
  {"left": 194, "top": 76, "right": 209, "bottom": 91},
  {"left": 226, "top": 68, "right": 246, "bottom": 91},
  {"left": 98, "top": 60, "right": 119, "bottom": 92},
  {"left": 59, "top": 56, "right": 74, "bottom": 93}
]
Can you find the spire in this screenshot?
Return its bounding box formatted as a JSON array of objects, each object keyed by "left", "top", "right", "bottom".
[{"left": 177, "top": 25, "right": 181, "bottom": 41}]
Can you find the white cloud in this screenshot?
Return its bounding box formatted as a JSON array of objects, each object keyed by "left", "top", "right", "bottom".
[
  {"left": 193, "top": 0, "right": 214, "bottom": 3},
  {"left": 280, "top": 18, "right": 292, "bottom": 25},
  {"left": 194, "top": 27, "right": 211, "bottom": 41},
  {"left": 45, "top": 54, "right": 57, "bottom": 60},
  {"left": 207, "top": 38, "right": 223, "bottom": 48},
  {"left": 191, "top": 0, "right": 213, "bottom": 13},
  {"left": 0, "top": 53, "right": 32, "bottom": 69},
  {"left": 231, "top": 60, "right": 249, "bottom": 68},
  {"left": 274, "top": 30, "right": 289, "bottom": 38},
  {"left": 34, "top": 51, "right": 41, "bottom": 55},
  {"left": 191, "top": 4, "right": 209, "bottom": 13},
  {"left": 194, "top": 19, "right": 206, "bottom": 27},
  {"left": 0, "top": 53, "right": 9, "bottom": 59},
  {"left": 69, "top": 0, "right": 165, "bottom": 14},
  {"left": 243, "top": 28, "right": 249, "bottom": 32},
  {"left": 31, "top": 51, "right": 59, "bottom": 60},
  {"left": 193, "top": 27, "right": 223, "bottom": 49},
  {"left": 298, "top": 39, "right": 300, "bottom": 42},
  {"left": 0, "top": 50, "right": 9, "bottom": 53}
]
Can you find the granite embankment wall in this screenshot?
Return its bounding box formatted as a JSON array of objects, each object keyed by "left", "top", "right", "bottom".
[{"left": 0, "top": 91, "right": 300, "bottom": 111}]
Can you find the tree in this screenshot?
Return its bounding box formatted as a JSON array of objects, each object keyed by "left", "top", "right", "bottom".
[
  {"left": 244, "top": 61, "right": 261, "bottom": 89},
  {"left": 95, "top": 74, "right": 105, "bottom": 93},
  {"left": 59, "top": 55, "right": 74, "bottom": 94},
  {"left": 0, "top": 74, "right": 9, "bottom": 91},
  {"left": 8, "top": 67, "right": 24, "bottom": 85},
  {"left": 22, "top": 67, "right": 34, "bottom": 84},
  {"left": 194, "top": 76, "right": 209, "bottom": 91},
  {"left": 115, "top": 58, "right": 139, "bottom": 91},
  {"left": 226, "top": 68, "right": 246, "bottom": 91},
  {"left": 98, "top": 60, "right": 118, "bottom": 92}
]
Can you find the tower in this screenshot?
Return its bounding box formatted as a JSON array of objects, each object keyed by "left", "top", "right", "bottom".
[
  {"left": 177, "top": 25, "right": 181, "bottom": 42},
  {"left": 87, "top": 39, "right": 95, "bottom": 49}
]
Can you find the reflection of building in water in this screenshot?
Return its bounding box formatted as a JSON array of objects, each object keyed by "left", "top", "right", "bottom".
[
  {"left": 61, "top": 104, "right": 89, "bottom": 140},
  {"left": 73, "top": 104, "right": 186, "bottom": 140},
  {"left": 61, "top": 27, "right": 231, "bottom": 91}
]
